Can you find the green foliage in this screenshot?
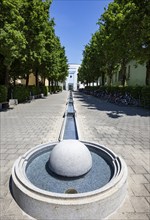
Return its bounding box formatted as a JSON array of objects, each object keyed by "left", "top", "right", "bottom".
[
  {"left": 124, "top": 86, "right": 142, "bottom": 98},
  {"left": 13, "top": 86, "right": 30, "bottom": 103},
  {"left": 58, "top": 86, "right": 62, "bottom": 92},
  {"left": 11, "top": 85, "right": 50, "bottom": 103},
  {"left": 141, "top": 86, "right": 150, "bottom": 108},
  {"left": 40, "top": 86, "right": 48, "bottom": 96},
  {"left": 0, "top": 85, "right": 7, "bottom": 102},
  {"left": 0, "top": 0, "right": 26, "bottom": 85},
  {"left": 0, "top": 0, "right": 68, "bottom": 87},
  {"left": 48, "top": 86, "right": 52, "bottom": 93},
  {"left": 48, "top": 85, "right": 62, "bottom": 93},
  {"left": 84, "top": 85, "right": 143, "bottom": 99},
  {"left": 80, "top": 0, "right": 150, "bottom": 86},
  {"left": 28, "top": 86, "right": 40, "bottom": 96},
  {"left": 29, "top": 85, "right": 49, "bottom": 96}
]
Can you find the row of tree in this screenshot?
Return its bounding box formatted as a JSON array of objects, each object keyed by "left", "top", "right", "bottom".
[
  {"left": 78, "top": 0, "right": 150, "bottom": 86},
  {"left": 0, "top": 0, "right": 68, "bottom": 87}
]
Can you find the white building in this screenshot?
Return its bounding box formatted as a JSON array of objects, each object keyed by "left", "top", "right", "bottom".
[{"left": 65, "top": 64, "right": 80, "bottom": 91}]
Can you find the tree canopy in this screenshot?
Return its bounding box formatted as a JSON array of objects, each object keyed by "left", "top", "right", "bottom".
[
  {"left": 0, "top": 0, "right": 68, "bottom": 87},
  {"left": 79, "top": 0, "right": 150, "bottom": 86}
]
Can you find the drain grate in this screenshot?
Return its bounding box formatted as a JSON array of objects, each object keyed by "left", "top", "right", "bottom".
[{"left": 65, "top": 188, "right": 78, "bottom": 194}]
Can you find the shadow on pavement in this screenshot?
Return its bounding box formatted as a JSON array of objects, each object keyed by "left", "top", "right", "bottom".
[{"left": 74, "top": 91, "right": 150, "bottom": 118}]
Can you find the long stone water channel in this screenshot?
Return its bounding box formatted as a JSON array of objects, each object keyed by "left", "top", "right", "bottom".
[{"left": 59, "top": 91, "right": 79, "bottom": 140}]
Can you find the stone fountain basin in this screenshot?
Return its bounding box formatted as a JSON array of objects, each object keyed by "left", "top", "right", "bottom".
[{"left": 11, "top": 141, "right": 127, "bottom": 220}]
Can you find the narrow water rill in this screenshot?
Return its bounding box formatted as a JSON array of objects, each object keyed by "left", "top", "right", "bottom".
[
  {"left": 61, "top": 92, "right": 78, "bottom": 140},
  {"left": 11, "top": 91, "right": 128, "bottom": 220}
]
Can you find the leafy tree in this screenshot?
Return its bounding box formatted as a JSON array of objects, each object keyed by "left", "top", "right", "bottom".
[
  {"left": 0, "top": 0, "right": 26, "bottom": 86},
  {"left": 48, "top": 36, "right": 68, "bottom": 89},
  {"left": 39, "top": 19, "right": 56, "bottom": 84},
  {"left": 20, "top": 0, "right": 52, "bottom": 86},
  {"left": 80, "top": 0, "right": 150, "bottom": 87},
  {"left": 98, "top": 1, "right": 134, "bottom": 86},
  {"left": 0, "top": 0, "right": 69, "bottom": 89},
  {"left": 115, "top": 0, "right": 150, "bottom": 85},
  {"left": 57, "top": 46, "right": 68, "bottom": 83},
  {"left": 79, "top": 29, "right": 119, "bottom": 86},
  {"left": 19, "top": 0, "right": 68, "bottom": 88},
  {"left": 0, "top": 54, "right": 6, "bottom": 84},
  {"left": 99, "top": 0, "right": 150, "bottom": 85},
  {"left": 79, "top": 44, "right": 93, "bottom": 86}
]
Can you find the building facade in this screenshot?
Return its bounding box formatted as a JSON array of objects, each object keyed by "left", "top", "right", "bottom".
[
  {"left": 125, "top": 61, "right": 146, "bottom": 86},
  {"left": 16, "top": 63, "right": 82, "bottom": 90},
  {"left": 104, "top": 61, "right": 146, "bottom": 86},
  {"left": 65, "top": 64, "right": 80, "bottom": 91}
]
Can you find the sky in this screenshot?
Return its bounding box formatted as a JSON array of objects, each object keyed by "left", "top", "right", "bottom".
[{"left": 50, "top": 0, "right": 113, "bottom": 64}]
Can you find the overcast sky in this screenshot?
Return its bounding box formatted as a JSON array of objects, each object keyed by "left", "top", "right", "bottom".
[{"left": 50, "top": 0, "right": 113, "bottom": 64}]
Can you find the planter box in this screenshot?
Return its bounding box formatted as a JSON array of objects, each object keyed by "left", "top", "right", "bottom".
[
  {"left": 9, "top": 99, "right": 18, "bottom": 106},
  {"left": 0, "top": 102, "right": 9, "bottom": 110}
]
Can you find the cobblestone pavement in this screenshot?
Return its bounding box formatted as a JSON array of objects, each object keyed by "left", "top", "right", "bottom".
[
  {"left": 74, "top": 92, "right": 150, "bottom": 220},
  {"left": 0, "top": 90, "right": 150, "bottom": 220},
  {"left": 0, "top": 91, "right": 68, "bottom": 220}
]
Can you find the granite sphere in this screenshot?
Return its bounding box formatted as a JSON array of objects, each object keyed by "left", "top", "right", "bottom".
[{"left": 48, "top": 140, "right": 92, "bottom": 177}]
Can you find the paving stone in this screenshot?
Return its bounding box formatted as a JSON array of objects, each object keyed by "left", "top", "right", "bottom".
[
  {"left": 124, "top": 159, "right": 135, "bottom": 166},
  {"left": 144, "top": 174, "right": 150, "bottom": 183},
  {"left": 7, "top": 200, "right": 29, "bottom": 217},
  {"left": 130, "top": 196, "right": 150, "bottom": 213},
  {"left": 125, "top": 213, "right": 150, "bottom": 220},
  {"left": 1, "top": 214, "right": 35, "bottom": 220},
  {"left": 0, "top": 185, "right": 9, "bottom": 197},
  {"left": 144, "top": 183, "right": 150, "bottom": 193},
  {"left": 108, "top": 212, "right": 149, "bottom": 220},
  {"left": 130, "top": 183, "right": 149, "bottom": 196},
  {"left": 115, "top": 195, "right": 135, "bottom": 213},
  {"left": 127, "top": 166, "right": 135, "bottom": 175},
  {"left": 146, "top": 197, "right": 150, "bottom": 204},
  {"left": 131, "top": 174, "right": 149, "bottom": 183},
  {"left": 127, "top": 186, "right": 134, "bottom": 196},
  {"left": 131, "top": 165, "right": 148, "bottom": 174},
  {"left": 0, "top": 173, "right": 8, "bottom": 185},
  {"left": 0, "top": 198, "right": 12, "bottom": 211}
]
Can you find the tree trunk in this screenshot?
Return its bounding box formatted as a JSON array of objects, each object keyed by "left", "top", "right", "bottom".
[
  {"left": 102, "top": 72, "right": 105, "bottom": 86},
  {"left": 51, "top": 79, "right": 54, "bottom": 92},
  {"left": 43, "top": 77, "right": 45, "bottom": 86},
  {"left": 26, "top": 74, "right": 29, "bottom": 87},
  {"left": 48, "top": 78, "right": 50, "bottom": 86},
  {"left": 146, "top": 60, "right": 150, "bottom": 85},
  {"left": 96, "top": 80, "right": 98, "bottom": 86},
  {"left": 5, "top": 66, "right": 10, "bottom": 87},
  {"left": 35, "top": 68, "right": 39, "bottom": 87},
  {"left": 56, "top": 81, "right": 58, "bottom": 91},
  {"left": 48, "top": 77, "right": 51, "bottom": 93},
  {"left": 121, "top": 59, "right": 127, "bottom": 87},
  {"left": 107, "top": 69, "right": 112, "bottom": 86},
  {"left": 13, "top": 76, "right": 16, "bottom": 87}
]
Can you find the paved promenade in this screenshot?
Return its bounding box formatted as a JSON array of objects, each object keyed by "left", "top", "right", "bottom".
[
  {"left": 74, "top": 92, "right": 150, "bottom": 220},
  {"left": 0, "top": 90, "right": 150, "bottom": 220}
]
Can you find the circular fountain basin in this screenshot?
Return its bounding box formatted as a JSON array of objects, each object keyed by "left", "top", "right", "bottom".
[{"left": 11, "top": 141, "right": 128, "bottom": 220}]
